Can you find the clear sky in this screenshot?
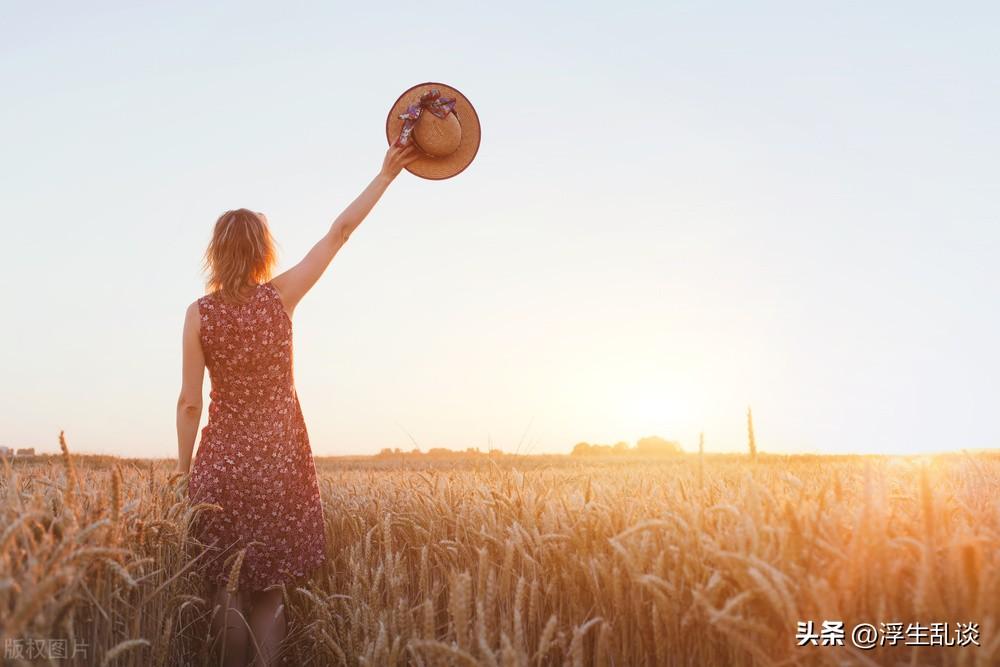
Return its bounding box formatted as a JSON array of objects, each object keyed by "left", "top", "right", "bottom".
[{"left": 2, "top": 1, "right": 998, "bottom": 457}]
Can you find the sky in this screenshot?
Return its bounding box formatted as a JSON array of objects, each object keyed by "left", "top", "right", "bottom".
[{"left": 1, "top": 1, "right": 998, "bottom": 458}]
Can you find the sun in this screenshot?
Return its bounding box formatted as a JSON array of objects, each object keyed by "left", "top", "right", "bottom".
[{"left": 615, "top": 385, "right": 695, "bottom": 437}]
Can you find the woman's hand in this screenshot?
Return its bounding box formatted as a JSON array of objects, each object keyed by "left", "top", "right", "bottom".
[
  {"left": 169, "top": 470, "right": 189, "bottom": 498},
  {"left": 380, "top": 140, "right": 421, "bottom": 180}
]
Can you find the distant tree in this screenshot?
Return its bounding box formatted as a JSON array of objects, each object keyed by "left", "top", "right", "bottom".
[
  {"left": 635, "top": 436, "right": 682, "bottom": 456},
  {"left": 573, "top": 439, "right": 688, "bottom": 457}
]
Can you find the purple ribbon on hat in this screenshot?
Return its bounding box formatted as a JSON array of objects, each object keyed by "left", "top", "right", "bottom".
[{"left": 396, "top": 89, "right": 457, "bottom": 147}]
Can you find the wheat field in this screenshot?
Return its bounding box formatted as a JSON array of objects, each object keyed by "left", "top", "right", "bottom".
[{"left": 1, "top": 440, "right": 997, "bottom": 666}]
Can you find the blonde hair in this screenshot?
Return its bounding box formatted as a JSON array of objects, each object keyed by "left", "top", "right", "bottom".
[{"left": 203, "top": 209, "right": 278, "bottom": 304}]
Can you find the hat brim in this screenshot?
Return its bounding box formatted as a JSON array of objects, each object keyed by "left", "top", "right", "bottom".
[{"left": 386, "top": 82, "right": 481, "bottom": 180}]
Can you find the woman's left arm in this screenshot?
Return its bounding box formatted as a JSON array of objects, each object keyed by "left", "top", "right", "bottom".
[
  {"left": 269, "top": 142, "right": 420, "bottom": 315},
  {"left": 176, "top": 301, "right": 205, "bottom": 474}
]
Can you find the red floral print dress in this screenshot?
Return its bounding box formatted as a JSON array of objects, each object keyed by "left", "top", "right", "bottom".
[{"left": 188, "top": 282, "right": 326, "bottom": 591}]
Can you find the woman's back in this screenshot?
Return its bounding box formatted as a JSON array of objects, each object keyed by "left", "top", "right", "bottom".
[
  {"left": 198, "top": 282, "right": 296, "bottom": 410},
  {"left": 188, "top": 281, "right": 325, "bottom": 591}
]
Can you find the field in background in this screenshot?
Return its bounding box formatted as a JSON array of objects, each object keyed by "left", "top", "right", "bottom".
[{"left": 1, "top": 448, "right": 997, "bottom": 666}]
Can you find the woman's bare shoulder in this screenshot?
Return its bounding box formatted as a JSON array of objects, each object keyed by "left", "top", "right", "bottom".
[{"left": 185, "top": 299, "right": 202, "bottom": 331}]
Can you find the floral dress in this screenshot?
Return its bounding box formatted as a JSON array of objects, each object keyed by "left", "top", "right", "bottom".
[{"left": 188, "top": 281, "right": 326, "bottom": 591}]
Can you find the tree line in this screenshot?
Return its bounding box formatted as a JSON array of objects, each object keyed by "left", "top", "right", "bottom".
[{"left": 571, "top": 435, "right": 682, "bottom": 457}]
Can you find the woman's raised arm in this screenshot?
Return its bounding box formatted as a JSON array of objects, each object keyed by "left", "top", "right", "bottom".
[{"left": 270, "top": 142, "right": 420, "bottom": 315}]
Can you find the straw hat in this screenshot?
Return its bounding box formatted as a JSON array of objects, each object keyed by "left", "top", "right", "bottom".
[{"left": 385, "top": 82, "right": 481, "bottom": 180}]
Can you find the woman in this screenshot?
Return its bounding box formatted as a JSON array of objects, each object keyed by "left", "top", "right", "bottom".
[{"left": 175, "top": 141, "right": 419, "bottom": 666}]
